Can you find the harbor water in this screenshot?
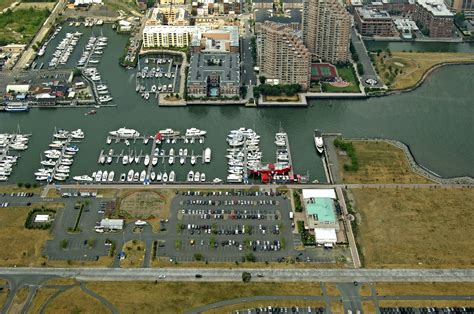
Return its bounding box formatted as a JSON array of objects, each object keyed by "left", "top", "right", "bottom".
[{"left": 1, "top": 24, "right": 473, "bottom": 183}]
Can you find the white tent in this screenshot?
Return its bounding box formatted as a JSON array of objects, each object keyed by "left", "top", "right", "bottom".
[
  {"left": 314, "top": 228, "right": 337, "bottom": 244},
  {"left": 302, "top": 189, "right": 336, "bottom": 200},
  {"left": 34, "top": 214, "right": 50, "bottom": 223}
]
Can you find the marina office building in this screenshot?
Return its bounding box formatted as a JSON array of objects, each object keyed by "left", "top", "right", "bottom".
[{"left": 302, "top": 189, "right": 340, "bottom": 245}]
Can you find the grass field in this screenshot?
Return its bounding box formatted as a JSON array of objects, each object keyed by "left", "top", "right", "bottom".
[
  {"left": 0, "top": 205, "right": 52, "bottom": 267},
  {"left": 28, "top": 288, "right": 57, "bottom": 314},
  {"left": 337, "top": 140, "right": 434, "bottom": 184},
  {"left": 0, "top": 185, "right": 42, "bottom": 194},
  {"left": 0, "top": 7, "right": 50, "bottom": 45},
  {"left": 321, "top": 65, "right": 360, "bottom": 93},
  {"left": 117, "top": 190, "right": 172, "bottom": 232},
  {"left": 121, "top": 240, "right": 146, "bottom": 268},
  {"left": 14, "top": 2, "right": 55, "bottom": 10},
  {"left": 379, "top": 300, "right": 474, "bottom": 308},
  {"left": 44, "top": 287, "right": 111, "bottom": 314},
  {"left": 350, "top": 188, "right": 474, "bottom": 268},
  {"left": 374, "top": 52, "right": 474, "bottom": 90},
  {"left": 324, "top": 283, "right": 341, "bottom": 296},
  {"left": 87, "top": 282, "right": 324, "bottom": 313},
  {"left": 103, "top": 0, "right": 141, "bottom": 16}
]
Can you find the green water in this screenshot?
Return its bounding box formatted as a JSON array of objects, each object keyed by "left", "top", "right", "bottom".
[{"left": 1, "top": 25, "right": 473, "bottom": 183}]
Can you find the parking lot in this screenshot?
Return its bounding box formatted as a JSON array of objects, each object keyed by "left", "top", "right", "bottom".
[{"left": 165, "top": 190, "right": 301, "bottom": 263}]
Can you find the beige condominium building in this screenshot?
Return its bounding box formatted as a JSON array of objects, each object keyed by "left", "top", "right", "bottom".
[
  {"left": 258, "top": 21, "right": 311, "bottom": 90},
  {"left": 302, "top": 0, "right": 351, "bottom": 63},
  {"left": 142, "top": 26, "right": 209, "bottom": 48}
]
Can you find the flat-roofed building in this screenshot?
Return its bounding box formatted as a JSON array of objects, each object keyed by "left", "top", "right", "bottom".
[
  {"left": 354, "top": 7, "right": 397, "bottom": 36},
  {"left": 448, "top": 0, "right": 474, "bottom": 16},
  {"left": 100, "top": 219, "right": 124, "bottom": 230},
  {"left": 143, "top": 25, "right": 208, "bottom": 48},
  {"left": 413, "top": 0, "right": 454, "bottom": 37},
  {"left": 259, "top": 21, "right": 311, "bottom": 89}
]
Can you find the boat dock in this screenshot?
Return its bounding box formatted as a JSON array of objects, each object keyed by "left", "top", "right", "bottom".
[{"left": 282, "top": 132, "right": 294, "bottom": 178}]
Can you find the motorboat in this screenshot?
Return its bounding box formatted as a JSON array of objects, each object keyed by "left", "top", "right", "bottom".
[
  {"left": 139, "top": 170, "right": 146, "bottom": 182},
  {"left": 127, "top": 169, "right": 134, "bottom": 182},
  {"left": 190, "top": 155, "right": 196, "bottom": 165},
  {"left": 168, "top": 155, "right": 174, "bottom": 165},
  {"left": 144, "top": 154, "right": 150, "bottom": 166},
  {"left": 101, "top": 170, "right": 108, "bottom": 182},
  {"left": 35, "top": 175, "right": 49, "bottom": 181},
  {"left": 185, "top": 128, "right": 207, "bottom": 137},
  {"left": 135, "top": 220, "right": 147, "bottom": 226},
  {"left": 134, "top": 155, "right": 140, "bottom": 164},
  {"left": 194, "top": 171, "right": 200, "bottom": 182},
  {"left": 158, "top": 128, "right": 180, "bottom": 137},
  {"left": 187, "top": 170, "right": 194, "bottom": 182},
  {"left": 41, "top": 160, "right": 57, "bottom": 167},
  {"left": 169, "top": 171, "right": 175, "bottom": 182},
  {"left": 95, "top": 170, "right": 102, "bottom": 182},
  {"left": 97, "top": 84, "right": 107, "bottom": 91},
  {"left": 314, "top": 129, "right": 324, "bottom": 154},
  {"left": 213, "top": 178, "right": 223, "bottom": 184},
  {"left": 156, "top": 172, "right": 162, "bottom": 181},
  {"left": 152, "top": 156, "right": 158, "bottom": 166},
  {"left": 73, "top": 175, "right": 93, "bottom": 182},
  {"left": 133, "top": 172, "right": 139, "bottom": 182},
  {"left": 109, "top": 128, "right": 140, "bottom": 139},
  {"left": 107, "top": 171, "right": 115, "bottom": 182},
  {"left": 162, "top": 171, "right": 168, "bottom": 182},
  {"left": 54, "top": 173, "right": 68, "bottom": 181},
  {"left": 71, "top": 129, "right": 85, "bottom": 139},
  {"left": 200, "top": 173, "right": 206, "bottom": 182},
  {"left": 180, "top": 155, "right": 185, "bottom": 165},
  {"left": 99, "top": 155, "right": 106, "bottom": 164},
  {"left": 120, "top": 173, "right": 126, "bottom": 182},
  {"left": 122, "top": 155, "right": 129, "bottom": 165},
  {"left": 226, "top": 174, "right": 243, "bottom": 183},
  {"left": 150, "top": 171, "right": 156, "bottom": 181},
  {"left": 204, "top": 148, "right": 211, "bottom": 163},
  {"left": 107, "top": 155, "right": 113, "bottom": 164}
]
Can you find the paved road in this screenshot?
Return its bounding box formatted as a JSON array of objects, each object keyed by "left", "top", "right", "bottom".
[
  {"left": 350, "top": 28, "right": 383, "bottom": 88},
  {"left": 0, "top": 268, "right": 473, "bottom": 282}
]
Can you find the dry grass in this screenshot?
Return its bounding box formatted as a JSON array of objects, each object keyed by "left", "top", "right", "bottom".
[
  {"left": 44, "top": 278, "right": 76, "bottom": 286},
  {"left": 264, "top": 95, "right": 300, "bottom": 102},
  {"left": 324, "top": 283, "right": 341, "bottom": 296},
  {"left": 45, "top": 256, "right": 114, "bottom": 268},
  {"left": 202, "top": 300, "right": 325, "bottom": 314},
  {"left": 374, "top": 282, "right": 474, "bottom": 296},
  {"left": 0, "top": 185, "right": 42, "bottom": 194},
  {"left": 0, "top": 0, "right": 17, "bottom": 11},
  {"left": 374, "top": 52, "right": 474, "bottom": 90},
  {"left": 117, "top": 190, "right": 173, "bottom": 232},
  {"left": 28, "top": 288, "right": 57, "bottom": 314},
  {"left": 359, "top": 283, "right": 373, "bottom": 297},
  {"left": 0, "top": 278, "right": 7, "bottom": 285},
  {"left": 0, "top": 289, "right": 9, "bottom": 311},
  {"left": 362, "top": 301, "right": 377, "bottom": 313},
  {"left": 351, "top": 188, "right": 474, "bottom": 268},
  {"left": 87, "top": 282, "right": 324, "bottom": 313},
  {"left": 379, "top": 300, "right": 474, "bottom": 308},
  {"left": 44, "top": 287, "right": 111, "bottom": 314},
  {"left": 0, "top": 206, "right": 51, "bottom": 267},
  {"left": 121, "top": 240, "right": 146, "bottom": 268},
  {"left": 330, "top": 301, "right": 344, "bottom": 314},
  {"left": 337, "top": 140, "right": 433, "bottom": 184},
  {"left": 7, "top": 287, "right": 29, "bottom": 314}
]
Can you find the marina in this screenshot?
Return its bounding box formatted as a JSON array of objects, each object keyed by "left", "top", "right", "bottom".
[
  {"left": 0, "top": 24, "right": 472, "bottom": 183},
  {"left": 0, "top": 130, "right": 30, "bottom": 182}
]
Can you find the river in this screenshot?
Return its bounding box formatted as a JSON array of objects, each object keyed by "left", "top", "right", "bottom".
[{"left": 1, "top": 24, "right": 473, "bottom": 184}]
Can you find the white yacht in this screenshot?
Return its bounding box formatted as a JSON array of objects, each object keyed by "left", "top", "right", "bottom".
[
  {"left": 144, "top": 154, "right": 150, "bottom": 166},
  {"left": 162, "top": 171, "right": 168, "bottom": 182},
  {"left": 140, "top": 170, "right": 146, "bottom": 182},
  {"left": 127, "top": 169, "right": 134, "bottom": 182},
  {"left": 120, "top": 173, "right": 126, "bottom": 182},
  {"left": 194, "top": 172, "right": 200, "bottom": 182},
  {"left": 73, "top": 175, "right": 93, "bottom": 182},
  {"left": 204, "top": 148, "right": 211, "bottom": 163},
  {"left": 169, "top": 171, "right": 175, "bottom": 182},
  {"left": 152, "top": 156, "right": 158, "bottom": 166},
  {"left": 187, "top": 170, "right": 194, "bottom": 182},
  {"left": 190, "top": 155, "right": 196, "bottom": 165},
  {"left": 200, "top": 173, "right": 206, "bottom": 182},
  {"left": 185, "top": 128, "right": 207, "bottom": 137},
  {"left": 314, "top": 129, "right": 324, "bottom": 154},
  {"left": 107, "top": 171, "right": 115, "bottom": 182},
  {"left": 109, "top": 128, "right": 140, "bottom": 139},
  {"left": 101, "top": 170, "right": 108, "bottom": 182},
  {"left": 158, "top": 128, "right": 180, "bottom": 137}
]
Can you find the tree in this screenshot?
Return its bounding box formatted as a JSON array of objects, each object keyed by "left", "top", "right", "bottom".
[
  {"left": 454, "top": 12, "right": 466, "bottom": 25},
  {"left": 259, "top": 75, "right": 266, "bottom": 84},
  {"left": 60, "top": 239, "right": 68, "bottom": 249},
  {"left": 356, "top": 63, "right": 364, "bottom": 75},
  {"left": 242, "top": 271, "right": 252, "bottom": 282},
  {"left": 245, "top": 253, "right": 256, "bottom": 262},
  {"left": 193, "top": 253, "right": 204, "bottom": 261}
]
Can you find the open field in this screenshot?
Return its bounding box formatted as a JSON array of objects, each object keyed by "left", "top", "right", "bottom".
[
  {"left": 337, "top": 140, "right": 434, "bottom": 183},
  {"left": 7, "top": 287, "right": 29, "bottom": 314},
  {"left": 45, "top": 256, "right": 114, "bottom": 268},
  {"left": 0, "top": 205, "right": 52, "bottom": 267},
  {"left": 324, "top": 283, "right": 341, "bottom": 296},
  {"left": 362, "top": 301, "right": 377, "bottom": 313},
  {"left": 202, "top": 300, "right": 325, "bottom": 314},
  {"left": 44, "top": 287, "right": 111, "bottom": 314},
  {"left": 44, "top": 278, "right": 76, "bottom": 285},
  {"left": 121, "top": 240, "right": 146, "bottom": 268},
  {"left": 103, "top": 0, "right": 141, "bottom": 16},
  {"left": 321, "top": 65, "right": 360, "bottom": 93},
  {"left": 117, "top": 190, "right": 172, "bottom": 232},
  {"left": 0, "top": 7, "right": 50, "bottom": 45},
  {"left": 373, "top": 282, "right": 474, "bottom": 296},
  {"left": 350, "top": 188, "right": 474, "bottom": 268},
  {"left": 87, "top": 282, "right": 324, "bottom": 313},
  {"left": 28, "top": 288, "right": 57, "bottom": 314},
  {"left": 374, "top": 52, "right": 474, "bottom": 90}
]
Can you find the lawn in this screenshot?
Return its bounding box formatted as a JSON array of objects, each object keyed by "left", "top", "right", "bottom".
[
  {"left": 373, "top": 52, "right": 474, "bottom": 90},
  {"left": 0, "top": 205, "right": 53, "bottom": 267},
  {"left": 336, "top": 140, "right": 434, "bottom": 184},
  {"left": 121, "top": 240, "right": 146, "bottom": 268},
  {"left": 264, "top": 94, "right": 300, "bottom": 102},
  {"left": 0, "top": 7, "right": 50, "bottom": 45},
  {"left": 321, "top": 65, "right": 360, "bottom": 93},
  {"left": 350, "top": 188, "right": 474, "bottom": 268},
  {"left": 87, "top": 282, "right": 324, "bottom": 313},
  {"left": 44, "top": 287, "right": 111, "bottom": 314},
  {"left": 14, "top": 2, "right": 55, "bottom": 11}
]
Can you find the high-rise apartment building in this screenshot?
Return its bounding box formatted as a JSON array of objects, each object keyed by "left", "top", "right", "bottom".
[
  {"left": 302, "top": 0, "right": 351, "bottom": 63},
  {"left": 259, "top": 21, "right": 311, "bottom": 89}
]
